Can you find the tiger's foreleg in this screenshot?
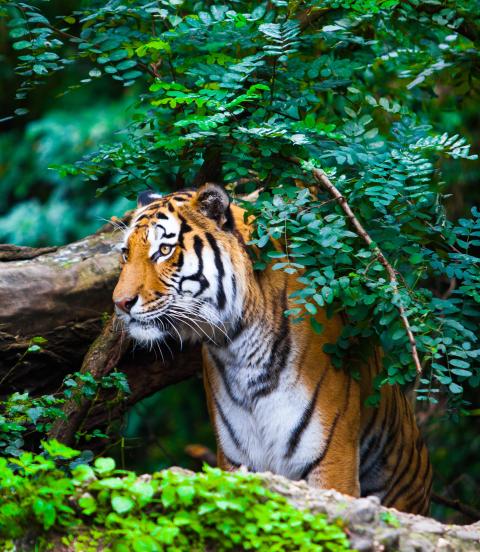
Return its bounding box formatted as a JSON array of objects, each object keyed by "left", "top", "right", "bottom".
[
  {"left": 304, "top": 376, "right": 361, "bottom": 497},
  {"left": 216, "top": 449, "right": 240, "bottom": 472},
  {"left": 304, "top": 438, "right": 361, "bottom": 497}
]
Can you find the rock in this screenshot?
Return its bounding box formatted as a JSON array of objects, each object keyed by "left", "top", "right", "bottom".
[
  {"left": 251, "top": 471, "right": 479, "bottom": 552},
  {"left": 346, "top": 496, "right": 380, "bottom": 524},
  {"left": 377, "top": 528, "right": 402, "bottom": 549},
  {"left": 410, "top": 520, "right": 444, "bottom": 534},
  {"left": 401, "top": 535, "right": 435, "bottom": 552},
  {"left": 349, "top": 534, "right": 375, "bottom": 551},
  {"left": 435, "top": 537, "right": 454, "bottom": 551},
  {"left": 451, "top": 529, "right": 480, "bottom": 541}
]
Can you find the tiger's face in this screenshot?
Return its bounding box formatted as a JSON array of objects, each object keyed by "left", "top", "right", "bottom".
[{"left": 112, "top": 184, "right": 250, "bottom": 345}]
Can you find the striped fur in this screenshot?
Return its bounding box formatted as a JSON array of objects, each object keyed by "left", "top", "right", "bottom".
[{"left": 113, "top": 184, "right": 432, "bottom": 515}]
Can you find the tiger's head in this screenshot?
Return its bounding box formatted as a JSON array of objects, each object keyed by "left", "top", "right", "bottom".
[{"left": 112, "top": 184, "right": 252, "bottom": 345}]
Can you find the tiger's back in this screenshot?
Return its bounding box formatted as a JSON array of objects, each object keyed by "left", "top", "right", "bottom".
[{"left": 113, "top": 184, "right": 432, "bottom": 515}]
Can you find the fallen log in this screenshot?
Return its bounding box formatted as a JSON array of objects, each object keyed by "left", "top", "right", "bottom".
[{"left": 0, "top": 223, "right": 124, "bottom": 394}]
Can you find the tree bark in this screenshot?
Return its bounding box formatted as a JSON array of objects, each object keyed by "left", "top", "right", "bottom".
[{"left": 0, "top": 224, "right": 123, "bottom": 394}]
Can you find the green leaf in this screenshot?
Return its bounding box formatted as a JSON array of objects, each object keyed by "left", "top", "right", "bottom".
[
  {"left": 33, "top": 64, "right": 48, "bottom": 75},
  {"left": 177, "top": 485, "right": 195, "bottom": 504},
  {"left": 310, "top": 318, "right": 324, "bottom": 335},
  {"left": 33, "top": 498, "right": 56, "bottom": 530},
  {"left": 94, "top": 457, "right": 116, "bottom": 474},
  {"left": 79, "top": 494, "right": 97, "bottom": 515},
  {"left": 111, "top": 495, "right": 135, "bottom": 514},
  {"left": 450, "top": 359, "right": 470, "bottom": 369},
  {"left": 27, "top": 344, "right": 41, "bottom": 353},
  {"left": 13, "top": 40, "right": 31, "bottom": 50},
  {"left": 451, "top": 369, "right": 472, "bottom": 377},
  {"left": 449, "top": 383, "right": 463, "bottom": 394},
  {"left": 42, "top": 439, "right": 80, "bottom": 459}
]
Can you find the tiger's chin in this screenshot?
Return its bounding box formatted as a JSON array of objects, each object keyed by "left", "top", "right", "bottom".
[{"left": 127, "top": 320, "right": 167, "bottom": 344}]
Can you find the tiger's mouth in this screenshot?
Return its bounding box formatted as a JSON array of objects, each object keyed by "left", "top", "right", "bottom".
[
  {"left": 126, "top": 316, "right": 167, "bottom": 343},
  {"left": 118, "top": 300, "right": 224, "bottom": 346}
]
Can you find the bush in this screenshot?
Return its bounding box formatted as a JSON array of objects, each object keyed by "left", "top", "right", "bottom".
[{"left": 0, "top": 440, "right": 350, "bottom": 551}]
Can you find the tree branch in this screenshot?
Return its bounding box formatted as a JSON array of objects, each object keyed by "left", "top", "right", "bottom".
[
  {"left": 432, "top": 492, "right": 480, "bottom": 522},
  {"left": 288, "top": 159, "right": 423, "bottom": 375},
  {"left": 47, "top": 316, "right": 129, "bottom": 446},
  {"left": 193, "top": 144, "right": 224, "bottom": 187}
]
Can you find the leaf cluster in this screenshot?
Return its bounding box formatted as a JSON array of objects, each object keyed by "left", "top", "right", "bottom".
[
  {"left": 0, "top": 442, "right": 350, "bottom": 551},
  {"left": 0, "top": 359, "right": 130, "bottom": 457}
]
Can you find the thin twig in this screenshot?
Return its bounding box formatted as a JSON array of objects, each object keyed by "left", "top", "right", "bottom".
[
  {"left": 289, "top": 159, "right": 423, "bottom": 375},
  {"left": 311, "top": 167, "right": 422, "bottom": 374},
  {"left": 432, "top": 492, "right": 480, "bottom": 521}
]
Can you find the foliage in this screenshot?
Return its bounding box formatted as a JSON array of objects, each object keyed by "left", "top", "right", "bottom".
[
  {"left": 0, "top": 441, "right": 350, "bottom": 551},
  {"left": 0, "top": 360, "right": 130, "bottom": 457},
  {"left": 2, "top": 0, "right": 479, "bottom": 408},
  {"left": 0, "top": 97, "right": 134, "bottom": 246}
]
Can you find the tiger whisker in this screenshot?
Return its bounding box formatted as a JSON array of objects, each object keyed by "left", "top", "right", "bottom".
[
  {"left": 167, "top": 308, "right": 215, "bottom": 344},
  {"left": 163, "top": 314, "right": 184, "bottom": 350},
  {"left": 171, "top": 305, "right": 231, "bottom": 343}
]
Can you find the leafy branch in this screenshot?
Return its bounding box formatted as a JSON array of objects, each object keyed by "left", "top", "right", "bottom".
[{"left": 308, "top": 163, "right": 422, "bottom": 375}]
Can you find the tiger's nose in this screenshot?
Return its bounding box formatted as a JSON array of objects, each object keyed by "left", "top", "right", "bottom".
[{"left": 115, "top": 295, "right": 138, "bottom": 314}]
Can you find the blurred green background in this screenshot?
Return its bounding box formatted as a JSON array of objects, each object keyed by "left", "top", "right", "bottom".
[{"left": 1, "top": 0, "right": 479, "bottom": 524}]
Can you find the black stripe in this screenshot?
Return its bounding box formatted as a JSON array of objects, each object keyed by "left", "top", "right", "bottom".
[
  {"left": 251, "top": 286, "right": 290, "bottom": 399},
  {"left": 406, "top": 484, "right": 427, "bottom": 514},
  {"left": 383, "top": 433, "right": 423, "bottom": 506},
  {"left": 205, "top": 232, "right": 226, "bottom": 309},
  {"left": 179, "top": 235, "right": 209, "bottom": 296},
  {"left": 300, "top": 377, "right": 352, "bottom": 480},
  {"left": 228, "top": 318, "right": 245, "bottom": 341},
  {"left": 177, "top": 215, "right": 192, "bottom": 248},
  {"left": 285, "top": 369, "right": 328, "bottom": 458},
  {"left": 156, "top": 212, "right": 168, "bottom": 220},
  {"left": 209, "top": 350, "right": 244, "bottom": 407},
  {"left": 135, "top": 213, "right": 151, "bottom": 223},
  {"left": 403, "top": 449, "right": 432, "bottom": 513},
  {"left": 300, "top": 412, "right": 340, "bottom": 480},
  {"left": 214, "top": 396, "right": 242, "bottom": 450},
  {"left": 369, "top": 392, "right": 409, "bottom": 496},
  {"left": 246, "top": 333, "right": 271, "bottom": 365},
  {"left": 361, "top": 391, "right": 401, "bottom": 483},
  {"left": 364, "top": 421, "right": 405, "bottom": 497},
  {"left": 359, "top": 393, "right": 392, "bottom": 477},
  {"left": 174, "top": 251, "right": 184, "bottom": 268}
]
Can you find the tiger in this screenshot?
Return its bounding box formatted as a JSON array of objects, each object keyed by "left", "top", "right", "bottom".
[{"left": 112, "top": 183, "right": 432, "bottom": 515}]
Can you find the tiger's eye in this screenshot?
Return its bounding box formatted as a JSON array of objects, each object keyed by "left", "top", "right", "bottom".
[{"left": 160, "top": 244, "right": 172, "bottom": 256}]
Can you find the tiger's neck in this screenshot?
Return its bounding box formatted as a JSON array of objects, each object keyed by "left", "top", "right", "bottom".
[{"left": 205, "top": 270, "right": 294, "bottom": 406}]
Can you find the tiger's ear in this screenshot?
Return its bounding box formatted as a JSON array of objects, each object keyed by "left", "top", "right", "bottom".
[
  {"left": 196, "top": 183, "right": 231, "bottom": 227},
  {"left": 137, "top": 190, "right": 162, "bottom": 207}
]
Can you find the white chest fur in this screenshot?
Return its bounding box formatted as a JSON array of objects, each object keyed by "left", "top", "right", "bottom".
[{"left": 206, "top": 343, "right": 325, "bottom": 480}]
